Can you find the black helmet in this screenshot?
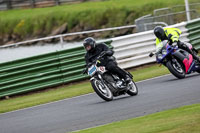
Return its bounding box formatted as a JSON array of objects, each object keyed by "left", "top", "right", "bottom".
[
  {"left": 83, "top": 37, "right": 96, "bottom": 51},
  {"left": 154, "top": 26, "right": 166, "bottom": 40}
]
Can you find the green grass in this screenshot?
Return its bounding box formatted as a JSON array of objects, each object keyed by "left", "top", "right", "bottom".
[
  {"left": 0, "top": 64, "right": 169, "bottom": 113},
  {"left": 72, "top": 103, "right": 200, "bottom": 133},
  {"left": 0, "top": 0, "right": 199, "bottom": 39},
  {"left": 130, "top": 64, "right": 169, "bottom": 82}
]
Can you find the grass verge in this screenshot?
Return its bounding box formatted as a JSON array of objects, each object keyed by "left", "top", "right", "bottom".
[
  {"left": 0, "top": 0, "right": 199, "bottom": 40},
  {"left": 0, "top": 64, "right": 169, "bottom": 113},
  {"left": 72, "top": 103, "right": 200, "bottom": 133}
]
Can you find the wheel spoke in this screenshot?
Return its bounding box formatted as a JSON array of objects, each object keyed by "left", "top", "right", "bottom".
[
  {"left": 172, "top": 59, "right": 183, "bottom": 73},
  {"left": 129, "top": 82, "right": 137, "bottom": 92},
  {"left": 95, "top": 80, "right": 112, "bottom": 98}
]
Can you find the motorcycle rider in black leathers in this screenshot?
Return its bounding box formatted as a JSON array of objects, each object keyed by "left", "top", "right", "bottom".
[{"left": 83, "top": 37, "right": 131, "bottom": 83}]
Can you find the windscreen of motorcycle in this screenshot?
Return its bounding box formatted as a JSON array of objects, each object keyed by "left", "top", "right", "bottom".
[{"left": 156, "top": 40, "right": 168, "bottom": 53}]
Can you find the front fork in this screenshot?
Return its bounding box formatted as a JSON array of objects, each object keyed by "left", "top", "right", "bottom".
[{"left": 91, "top": 73, "right": 107, "bottom": 89}]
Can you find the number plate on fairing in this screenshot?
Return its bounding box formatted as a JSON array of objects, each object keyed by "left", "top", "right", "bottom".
[
  {"left": 98, "top": 66, "right": 106, "bottom": 73},
  {"left": 88, "top": 65, "right": 97, "bottom": 76}
]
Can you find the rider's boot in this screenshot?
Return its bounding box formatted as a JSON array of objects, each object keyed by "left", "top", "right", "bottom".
[
  {"left": 125, "top": 75, "right": 132, "bottom": 84},
  {"left": 185, "top": 46, "right": 200, "bottom": 63},
  {"left": 191, "top": 51, "right": 200, "bottom": 63},
  {"left": 179, "top": 42, "right": 200, "bottom": 63},
  {"left": 193, "top": 54, "right": 200, "bottom": 63}
]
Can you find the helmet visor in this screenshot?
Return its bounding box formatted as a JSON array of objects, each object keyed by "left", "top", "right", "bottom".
[{"left": 84, "top": 43, "right": 92, "bottom": 51}]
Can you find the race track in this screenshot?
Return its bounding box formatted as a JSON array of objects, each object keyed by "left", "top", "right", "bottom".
[{"left": 0, "top": 73, "right": 200, "bottom": 133}]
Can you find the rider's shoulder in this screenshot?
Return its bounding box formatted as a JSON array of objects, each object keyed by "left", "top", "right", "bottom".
[
  {"left": 164, "top": 27, "right": 180, "bottom": 31},
  {"left": 97, "top": 42, "right": 108, "bottom": 47},
  {"left": 97, "top": 42, "right": 106, "bottom": 46},
  {"left": 163, "top": 27, "right": 171, "bottom": 31}
]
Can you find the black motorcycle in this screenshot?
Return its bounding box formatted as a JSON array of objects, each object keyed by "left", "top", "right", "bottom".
[{"left": 83, "top": 52, "right": 138, "bottom": 101}]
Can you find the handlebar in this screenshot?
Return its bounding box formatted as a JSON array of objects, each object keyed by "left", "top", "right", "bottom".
[
  {"left": 82, "top": 52, "right": 107, "bottom": 74},
  {"left": 149, "top": 52, "right": 155, "bottom": 57},
  {"left": 98, "top": 51, "right": 106, "bottom": 59},
  {"left": 149, "top": 40, "right": 173, "bottom": 57},
  {"left": 92, "top": 51, "right": 107, "bottom": 64}
]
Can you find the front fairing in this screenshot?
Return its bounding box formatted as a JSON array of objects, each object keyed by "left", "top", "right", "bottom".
[
  {"left": 156, "top": 41, "right": 178, "bottom": 63},
  {"left": 88, "top": 64, "right": 107, "bottom": 77},
  {"left": 88, "top": 65, "right": 97, "bottom": 76}
]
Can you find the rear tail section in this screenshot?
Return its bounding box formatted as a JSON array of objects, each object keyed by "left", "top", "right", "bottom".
[
  {"left": 182, "top": 54, "right": 193, "bottom": 73},
  {"left": 173, "top": 49, "right": 193, "bottom": 73}
]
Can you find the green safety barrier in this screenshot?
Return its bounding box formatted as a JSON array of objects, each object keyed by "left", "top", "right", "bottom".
[
  {"left": 0, "top": 40, "right": 112, "bottom": 98},
  {"left": 186, "top": 18, "right": 200, "bottom": 50}
]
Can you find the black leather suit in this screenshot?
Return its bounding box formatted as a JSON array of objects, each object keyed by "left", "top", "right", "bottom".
[{"left": 84, "top": 43, "right": 128, "bottom": 79}]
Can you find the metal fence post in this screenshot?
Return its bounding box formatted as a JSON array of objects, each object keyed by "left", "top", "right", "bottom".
[
  {"left": 30, "top": 0, "right": 35, "bottom": 8},
  {"left": 55, "top": 0, "right": 60, "bottom": 5},
  {"left": 6, "top": 0, "right": 12, "bottom": 9},
  {"left": 60, "top": 36, "right": 64, "bottom": 48},
  {"left": 185, "top": 0, "right": 191, "bottom": 21}
]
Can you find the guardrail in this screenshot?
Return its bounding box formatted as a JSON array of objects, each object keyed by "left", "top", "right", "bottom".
[
  {"left": 135, "top": 10, "right": 199, "bottom": 32},
  {"left": 113, "top": 22, "right": 189, "bottom": 69},
  {"left": 1, "top": 18, "right": 200, "bottom": 98},
  {"left": 186, "top": 18, "right": 200, "bottom": 50},
  {"left": 0, "top": 47, "right": 86, "bottom": 97},
  {"left": 0, "top": 40, "right": 112, "bottom": 98},
  {"left": 0, "top": 24, "right": 136, "bottom": 48}
]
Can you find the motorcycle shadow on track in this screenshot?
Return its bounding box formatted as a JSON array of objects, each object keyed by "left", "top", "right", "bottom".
[
  {"left": 161, "top": 73, "right": 200, "bottom": 83},
  {"left": 89, "top": 94, "right": 138, "bottom": 105}
]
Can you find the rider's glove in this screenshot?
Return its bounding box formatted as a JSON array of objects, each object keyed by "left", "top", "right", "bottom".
[
  {"left": 82, "top": 68, "right": 87, "bottom": 74},
  {"left": 96, "top": 60, "right": 101, "bottom": 67},
  {"left": 167, "top": 34, "right": 173, "bottom": 40},
  {"left": 87, "top": 62, "right": 92, "bottom": 67},
  {"left": 172, "top": 42, "right": 178, "bottom": 47},
  {"left": 105, "top": 50, "right": 113, "bottom": 56}
]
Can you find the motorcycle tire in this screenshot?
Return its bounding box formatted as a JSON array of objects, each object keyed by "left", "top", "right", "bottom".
[
  {"left": 196, "top": 68, "right": 200, "bottom": 73},
  {"left": 126, "top": 80, "right": 138, "bottom": 96},
  {"left": 166, "top": 60, "right": 185, "bottom": 79},
  {"left": 91, "top": 78, "right": 113, "bottom": 101},
  {"left": 195, "top": 56, "right": 200, "bottom": 73},
  {"left": 196, "top": 70, "right": 200, "bottom": 73}
]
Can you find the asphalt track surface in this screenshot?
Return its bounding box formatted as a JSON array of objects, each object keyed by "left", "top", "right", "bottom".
[{"left": 0, "top": 74, "right": 200, "bottom": 133}]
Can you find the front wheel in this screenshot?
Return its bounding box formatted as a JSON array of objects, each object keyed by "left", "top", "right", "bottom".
[
  {"left": 126, "top": 80, "right": 138, "bottom": 96},
  {"left": 166, "top": 60, "right": 185, "bottom": 79},
  {"left": 91, "top": 78, "right": 113, "bottom": 101}
]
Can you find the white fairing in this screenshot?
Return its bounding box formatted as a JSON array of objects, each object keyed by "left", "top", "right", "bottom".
[
  {"left": 97, "top": 66, "right": 106, "bottom": 73},
  {"left": 88, "top": 65, "right": 106, "bottom": 77},
  {"left": 88, "top": 65, "right": 97, "bottom": 76},
  {"left": 156, "top": 40, "right": 168, "bottom": 53}
]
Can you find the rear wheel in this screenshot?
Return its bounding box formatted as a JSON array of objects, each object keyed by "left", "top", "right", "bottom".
[
  {"left": 91, "top": 78, "right": 113, "bottom": 101},
  {"left": 166, "top": 59, "right": 185, "bottom": 79},
  {"left": 196, "top": 66, "right": 200, "bottom": 73},
  {"left": 126, "top": 81, "right": 138, "bottom": 96},
  {"left": 197, "top": 70, "right": 200, "bottom": 73},
  {"left": 194, "top": 55, "right": 200, "bottom": 74}
]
